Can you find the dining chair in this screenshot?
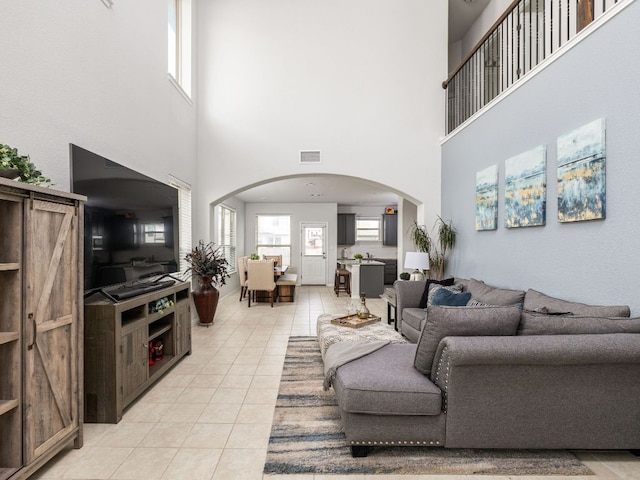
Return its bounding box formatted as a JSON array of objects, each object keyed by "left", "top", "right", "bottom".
[
  {"left": 247, "top": 259, "right": 277, "bottom": 307},
  {"left": 237, "top": 256, "right": 249, "bottom": 301},
  {"left": 263, "top": 255, "right": 282, "bottom": 267}
]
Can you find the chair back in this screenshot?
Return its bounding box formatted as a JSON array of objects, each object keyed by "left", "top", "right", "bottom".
[
  {"left": 247, "top": 260, "right": 276, "bottom": 291},
  {"left": 237, "top": 256, "right": 248, "bottom": 287},
  {"left": 263, "top": 255, "right": 282, "bottom": 267}
]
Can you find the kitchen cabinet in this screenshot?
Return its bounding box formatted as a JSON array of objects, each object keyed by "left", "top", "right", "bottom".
[
  {"left": 337, "top": 213, "right": 356, "bottom": 245},
  {"left": 374, "top": 258, "right": 398, "bottom": 284},
  {"left": 84, "top": 281, "right": 191, "bottom": 423},
  {"left": 383, "top": 214, "right": 397, "bottom": 246},
  {"left": 0, "top": 178, "right": 85, "bottom": 480}
]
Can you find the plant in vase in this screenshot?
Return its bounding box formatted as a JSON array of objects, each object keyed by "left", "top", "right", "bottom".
[
  {"left": 0, "top": 143, "right": 51, "bottom": 185},
  {"left": 184, "top": 240, "right": 230, "bottom": 326},
  {"left": 409, "top": 217, "right": 456, "bottom": 280},
  {"left": 353, "top": 253, "right": 363, "bottom": 263}
]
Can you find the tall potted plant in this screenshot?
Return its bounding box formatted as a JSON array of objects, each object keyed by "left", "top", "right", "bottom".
[
  {"left": 409, "top": 217, "right": 457, "bottom": 280},
  {"left": 185, "top": 240, "right": 230, "bottom": 325}
]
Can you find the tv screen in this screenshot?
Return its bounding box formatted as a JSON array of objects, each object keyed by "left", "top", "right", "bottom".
[{"left": 70, "top": 144, "right": 179, "bottom": 291}]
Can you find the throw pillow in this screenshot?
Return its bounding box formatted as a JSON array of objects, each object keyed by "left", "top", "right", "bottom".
[
  {"left": 518, "top": 311, "right": 640, "bottom": 335},
  {"left": 418, "top": 277, "right": 455, "bottom": 309},
  {"left": 467, "top": 278, "right": 525, "bottom": 306},
  {"left": 523, "top": 289, "right": 631, "bottom": 317},
  {"left": 426, "top": 284, "right": 462, "bottom": 308},
  {"left": 430, "top": 288, "right": 472, "bottom": 306},
  {"left": 413, "top": 305, "right": 521, "bottom": 376}
]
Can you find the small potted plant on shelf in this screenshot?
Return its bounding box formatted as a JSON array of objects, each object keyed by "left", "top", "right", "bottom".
[
  {"left": 0, "top": 143, "right": 51, "bottom": 186},
  {"left": 184, "top": 240, "right": 230, "bottom": 326}
]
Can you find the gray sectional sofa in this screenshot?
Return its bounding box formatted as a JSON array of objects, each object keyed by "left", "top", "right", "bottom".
[{"left": 329, "top": 278, "right": 640, "bottom": 457}]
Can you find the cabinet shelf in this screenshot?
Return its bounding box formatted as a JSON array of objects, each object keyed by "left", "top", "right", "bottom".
[
  {"left": 0, "top": 263, "right": 19, "bottom": 272},
  {"left": 0, "top": 332, "right": 19, "bottom": 345},
  {"left": 0, "top": 399, "right": 19, "bottom": 416},
  {"left": 148, "top": 323, "right": 172, "bottom": 341}
]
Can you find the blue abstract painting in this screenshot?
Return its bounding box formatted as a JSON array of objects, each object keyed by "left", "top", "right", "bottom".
[
  {"left": 475, "top": 165, "right": 498, "bottom": 231},
  {"left": 504, "top": 145, "right": 546, "bottom": 228},
  {"left": 557, "top": 118, "right": 606, "bottom": 222}
]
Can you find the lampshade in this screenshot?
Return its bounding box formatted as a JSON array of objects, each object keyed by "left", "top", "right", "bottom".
[{"left": 404, "top": 252, "right": 429, "bottom": 281}]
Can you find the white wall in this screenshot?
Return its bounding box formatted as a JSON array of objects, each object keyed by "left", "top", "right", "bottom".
[
  {"left": 441, "top": 1, "right": 640, "bottom": 313},
  {"left": 0, "top": 0, "right": 197, "bottom": 193},
  {"left": 460, "top": 0, "right": 512, "bottom": 57},
  {"left": 194, "top": 0, "right": 448, "bottom": 243}
]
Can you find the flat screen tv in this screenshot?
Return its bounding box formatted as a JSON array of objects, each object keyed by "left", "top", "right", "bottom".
[{"left": 70, "top": 144, "right": 180, "bottom": 292}]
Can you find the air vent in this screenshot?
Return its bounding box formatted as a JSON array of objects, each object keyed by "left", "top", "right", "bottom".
[{"left": 300, "top": 150, "right": 321, "bottom": 164}]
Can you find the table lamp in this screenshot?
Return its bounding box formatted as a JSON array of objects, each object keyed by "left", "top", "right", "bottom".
[{"left": 404, "top": 252, "right": 429, "bottom": 281}]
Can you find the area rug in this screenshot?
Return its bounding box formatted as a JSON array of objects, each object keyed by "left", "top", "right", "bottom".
[{"left": 264, "top": 336, "right": 593, "bottom": 476}]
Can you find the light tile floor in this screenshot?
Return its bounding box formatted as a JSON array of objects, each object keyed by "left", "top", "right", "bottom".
[{"left": 33, "top": 286, "right": 640, "bottom": 480}]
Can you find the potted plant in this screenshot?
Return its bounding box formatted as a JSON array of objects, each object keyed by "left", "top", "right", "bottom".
[
  {"left": 353, "top": 253, "right": 363, "bottom": 263},
  {"left": 184, "top": 240, "right": 230, "bottom": 325},
  {"left": 0, "top": 143, "right": 51, "bottom": 185},
  {"left": 409, "top": 217, "right": 457, "bottom": 280}
]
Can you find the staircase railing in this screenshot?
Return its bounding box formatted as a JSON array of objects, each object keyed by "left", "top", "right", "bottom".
[{"left": 443, "top": 0, "right": 621, "bottom": 134}]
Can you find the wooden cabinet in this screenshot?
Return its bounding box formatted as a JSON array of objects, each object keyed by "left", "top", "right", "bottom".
[
  {"left": 0, "top": 178, "right": 85, "bottom": 480},
  {"left": 382, "top": 214, "right": 397, "bottom": 246},
  {"left": 84, "top": 282, "right": 191, "bottom": 423},
  {"left": 337, "top": 213, "right": 356, "bottom": 245}
]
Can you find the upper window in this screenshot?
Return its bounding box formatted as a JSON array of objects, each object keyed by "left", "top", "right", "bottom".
[
  {"left": 217, "top": 205, "right": 237, "bottom": 274},
  {"left": 168, "top": 0, "right": 192, "bottom": 98},
  {"left": 356, "top": 216, "right": 381, "bottom": 242},
  {"left": 169, "top": 177, "right": 192, "bottom": 275},
  {"left": 256, "top": 215, "right": 291, "bottom": 266}
]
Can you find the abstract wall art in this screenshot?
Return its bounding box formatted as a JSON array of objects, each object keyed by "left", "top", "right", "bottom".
[
  {"left": 557, "top": 118, "right": 606, "bottom": 222},
  {"left": 504, "top": 145, "right": 547, "bottom": 228},
  {"left": 475, "top": 165, "right": 498, "bottom": 231}
]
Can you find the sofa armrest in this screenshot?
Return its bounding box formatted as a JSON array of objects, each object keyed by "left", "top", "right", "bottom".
[
  {"left": 393, "top": 279, "right": 426, "bottom": 333},
  {"left": 431, "top": 334, "right": 640, "bottom": 449}
]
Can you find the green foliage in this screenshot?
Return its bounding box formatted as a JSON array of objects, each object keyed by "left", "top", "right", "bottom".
[
  {"left": 250, "top": 253, "right": 260, "bottom": 260},
  {"left": 409, "top": 217, "right": 457, "bottom": 279},
  {"left": 0, "top": 143, "right": 51, "bottom": 186},
  {"left": 353, "top": 253, "right": 363, "bottom": 260},
  {"left": 184, "top": 240, "right": 231, "bottom": 287}
]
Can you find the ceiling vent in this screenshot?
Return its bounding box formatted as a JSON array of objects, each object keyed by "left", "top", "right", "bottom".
[{"left": 299, "top": 150, "right": 321, "bottom": 164}]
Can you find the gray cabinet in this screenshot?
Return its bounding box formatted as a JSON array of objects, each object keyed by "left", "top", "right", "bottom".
[
  {"left": 374, "top": 258, "right": 398, "bottom": 285},
  {"left": 0, "top": 178, "right": 85, "bottom": 480},
  {"left": 337, "top": 213, "right": 356, "bottom": 245},
  {"left": 383, "top": 214, "right": 397, "bottom": 246}
]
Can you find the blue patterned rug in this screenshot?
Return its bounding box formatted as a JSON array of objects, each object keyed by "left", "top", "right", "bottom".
[{"left": 264, "top": 336, "right": 593, "bottom": 475}]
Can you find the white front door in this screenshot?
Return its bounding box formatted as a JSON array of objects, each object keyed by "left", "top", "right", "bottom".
[{"left": 300, "top": 223, "right": 327, "bottom": 285}]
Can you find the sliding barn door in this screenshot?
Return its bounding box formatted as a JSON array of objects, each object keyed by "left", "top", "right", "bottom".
[{"left": 23, "top": 199, "right": 79, "bottom": 464}]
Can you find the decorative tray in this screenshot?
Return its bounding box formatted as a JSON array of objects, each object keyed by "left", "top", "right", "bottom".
[{"left": 330, "top": 313, "right": 381, "bottom": 329}]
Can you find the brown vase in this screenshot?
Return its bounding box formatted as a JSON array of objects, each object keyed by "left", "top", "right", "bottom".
[{"left": 193, "top": 276, "right": 220, "bottom": 326}]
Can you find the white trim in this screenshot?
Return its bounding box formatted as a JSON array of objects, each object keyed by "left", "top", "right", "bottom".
[
  {"left": 168, "top": 74, "right": 193, "bottom": 105},
  {"left": 441, "top": 0, "right": 635, "bottom": 144}
]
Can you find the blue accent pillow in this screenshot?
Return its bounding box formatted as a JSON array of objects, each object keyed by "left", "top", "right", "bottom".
[{"left": 431, "top": 288, "right": 472, "bottom": 307}]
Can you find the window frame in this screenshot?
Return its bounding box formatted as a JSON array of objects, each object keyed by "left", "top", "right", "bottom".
[
  {"left": 140, "top": 221, "right": 166, "bottom": 246},
  {"left": 355, "top": 216, "right": 382, "bottom": 242},
  {"left": 217, "top": 205, "right": 237, "bottom": 275},
  {"left": 167, "top": 0, "right": 192, "bottom": 98},
  {"left": 255, "top": 214, "right": 292, "bottom": 266}
]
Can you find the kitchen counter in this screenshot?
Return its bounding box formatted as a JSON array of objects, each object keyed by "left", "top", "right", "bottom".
[{"left": 338, "top": 260, "right": 385, "bottom": 298}]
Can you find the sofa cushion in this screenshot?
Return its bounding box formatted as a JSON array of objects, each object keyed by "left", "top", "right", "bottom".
[
  {"left": 518, "top": 311, "right": 640, "bottom": 335},
  {"left": 523, "top": 289, "right": 631, "bottom": 317},
  {"left": 427, "top": 284, "right": 462, "bottom": 307},
  {"left": 418, "top": 277, "right": 455, "bottom": 308},
  {"left": 467, "top": 278, "right": 525, "bottom": 306},
  {"left": 431, "top": 288, "right": 472, "bottom": 306},
  {"left": 414, "top": 305, "right": 521, "bottom": 376},
  {"left": 334, "top": 344, "right": 442, "bottom": 416},
  {"left": 402, "top": 308, "right": 427, "bottom": 333}
]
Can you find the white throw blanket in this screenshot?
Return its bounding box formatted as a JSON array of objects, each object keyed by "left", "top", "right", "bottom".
[{"left": 322, "top": 340, "right": 390, "bottom": 391}]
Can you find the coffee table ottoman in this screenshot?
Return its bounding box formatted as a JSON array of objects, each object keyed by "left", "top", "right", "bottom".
[{"left": 316, "top": 313, "right": 408, "bottom": 360}]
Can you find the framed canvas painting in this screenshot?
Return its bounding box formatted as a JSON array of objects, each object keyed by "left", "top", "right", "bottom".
[
  {"left": 475, "top": 165, "right": 498, "bottom": 231},
  {"left": 504, "top": 145, "right": 546, "bottom": 228},
  {"left": 557, "top": 118, "right": 606, "bottom": 222}
]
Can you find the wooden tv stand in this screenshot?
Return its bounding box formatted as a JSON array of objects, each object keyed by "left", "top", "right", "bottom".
[{"left": 83, "top": 281, "right": 192, "bottom": 423}]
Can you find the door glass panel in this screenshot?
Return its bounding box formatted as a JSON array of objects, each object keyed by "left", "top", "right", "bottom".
[{"left": 303, "top": 227, "right": 323, "bottom": 256}]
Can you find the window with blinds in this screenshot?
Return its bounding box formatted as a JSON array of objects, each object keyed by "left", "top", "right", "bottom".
[
  {"left": 356, "top": 216, "right": 381, "bottom": 242},
  {"left": 169, "top": 177, "right": 192, "bottom": 276},
  {"left": 256, "top": 214, "right": 291, "bottom": 266},
  {"left": 217, "top": 205, "right": 237, "bottom": 274}
]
